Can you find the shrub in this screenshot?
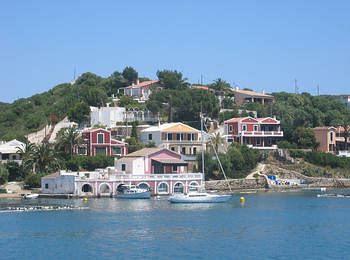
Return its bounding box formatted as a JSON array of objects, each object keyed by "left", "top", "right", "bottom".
[
  {"left": 24, "top": 173, "right": 44, "bottom": 188},
  {"left": 289, "top": 149, "right": 306, "bottom": 158},
  {"left": 0, "top": 164, "right": 9, "bottom": 185},
  {"left": 277, "top": 140, "right": 298, "bottom": 149}
]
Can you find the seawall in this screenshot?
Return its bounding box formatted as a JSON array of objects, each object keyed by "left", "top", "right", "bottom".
[{"left": 205, "top": 177, "right": 267, "bottom": 191}]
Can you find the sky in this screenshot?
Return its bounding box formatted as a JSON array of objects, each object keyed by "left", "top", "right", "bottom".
[{"left": 1, "top": 0, "right": 349, "bottom": 103}]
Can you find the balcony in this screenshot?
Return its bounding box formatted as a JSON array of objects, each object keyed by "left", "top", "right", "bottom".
[{"left": 242, "top": 131, "right": 283, "bottom": 137}]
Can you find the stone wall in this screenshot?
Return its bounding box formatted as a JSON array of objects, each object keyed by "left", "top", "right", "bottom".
[{"left": 205, "top": 177, "right": 267, "bottom": 191}]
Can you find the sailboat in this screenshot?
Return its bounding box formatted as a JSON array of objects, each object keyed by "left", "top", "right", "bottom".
[{"left": 169, "top": 112, "right": 232, "bottom": 203}]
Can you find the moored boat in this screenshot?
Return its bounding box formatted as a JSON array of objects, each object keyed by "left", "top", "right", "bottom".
[
  {"left": 117, "top": 185, "right": 151, "bottom": 199},
  {"left": 22, "top": 194, "right": 39, "bottom": 199},
  {"left": 169, "top": 191, "right": 231, "bottom": 203}
]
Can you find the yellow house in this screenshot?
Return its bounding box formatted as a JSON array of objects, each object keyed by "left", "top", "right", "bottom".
[{"left": 140, "top": 122, "right": 205, "bottom": 156}]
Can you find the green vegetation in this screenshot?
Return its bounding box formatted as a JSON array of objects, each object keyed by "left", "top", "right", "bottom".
[
  {"left": 0, "top": 164, "right": 9, "bottom": 185},
  {"left": 65, "top": 155, "right": 115, "bottom": 171},
  {"left": 198, "top": 143, "right": 265, "bottom": 180}
]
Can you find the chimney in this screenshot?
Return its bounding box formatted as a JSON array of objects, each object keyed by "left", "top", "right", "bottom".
[
  {"left": 235, "top": 85, "right": 239, "bottom": 91},
  {"left": 262, "top": 89, "right": 265, "bottom": 94},
  {"left": 106, "top": 103, "right": 110, "bottom": 108},
  {"left": 136, "top": 79, "right": 140, "bottom": 85}
]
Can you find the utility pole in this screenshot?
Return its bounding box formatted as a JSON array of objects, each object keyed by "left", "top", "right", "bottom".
[{"left": 295, "top": 79, "right": 299, "bottom": 94}]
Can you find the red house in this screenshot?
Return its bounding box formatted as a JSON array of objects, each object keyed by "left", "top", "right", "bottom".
[
  {"left": 75, "top": 128, "right": 128, "bottom": 156},
  {"left": 224, "top": 117, "right": 283, "bottom": 149}
]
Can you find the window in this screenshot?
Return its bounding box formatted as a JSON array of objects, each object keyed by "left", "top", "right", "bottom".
[
  {"left": 121, "top": 164, "right": 126, "bottom": 171},
  {"left": 193, "top": 147, "right": 197, "bottom": 154},
  {"left": 243, "top": 125, "right": 247, "bottom": 131},
  {"left": 268, "top": 138, "right": 272, "bottom": 145},
  {"left": 97, "top": 133, "right": 104, "bottom": 144},
  {"left": 182, "top": 147, "right": 186, "bottom": 154},
  {"left": 158, "top": 183, "right": 169, "bottom": 193},
  {"left": 187, "top": 133, "right": 192, "bottom": 141},
  {"left": 229, "top": 125, "right": 233, "bottom": 132},
  {"left": 254, "top": 125, "right": 258, "bottom": 131},
  {"left": 192, "top": 133, "right": 195, "bottom": 140},
  {"left": 170, "top": 147, "right": 175, "bottom": 151},
  {"left": 176, "top": 133, "right": 181, "bottom": 140},
  {"left": 112, "top": 147, "right": 122, "bottom": 155},
  {"left": 228, "top": 139, "right": 233, "bottom": 143},
  {"left": 78, "top": 147, "right": 86, "bottom": 155},
  {"left": 168, "top": 133, "right": 173, "bottom": 140},
  {"left": 181, "top": 133, "right": 184, "bottom": 140},
  {"left": 257, "top": 138, "right": 261, "bottom": 145},
  {"left": 172, "top": 165, "right": 178, "bottom": 172},
  {"left": 174, "top": 182, "right": 184, "bottom": 193},
  {"left": 330, "top": 132, "right": 334, "bottom": 142},
  {"left": 148, "top": 134, "right": 152, "bottom": 140},
  {"left": 45, "top": 183, "right": 49, "bottom": 189},
  {"left": 95, "top": 147, "right": 106, "bottom": 155}
]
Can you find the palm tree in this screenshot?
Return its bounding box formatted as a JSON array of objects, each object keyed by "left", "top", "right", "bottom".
[
  {"left": 55, "top": 127, "right": 82, "bottom": 159},
  {"left": 212, "top": 78, "right": 231, "bottom": 96},
  {"left": 341, "top": 120, "right": 350, "bottom": 151},
  {"left": 16, "top": 140, "right": 35, "bottom": 172},
  {"left": 31, "top": 142, "right": 58, "bottom": 173},
  {"left": 210, "top": 133, "right": 225, "bottom": 152}
]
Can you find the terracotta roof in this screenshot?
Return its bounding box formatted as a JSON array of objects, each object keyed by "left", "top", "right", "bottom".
[
  {"left": 192, "top": 85, "right": 214, "bottom": 92},
  {"left": 152, "top": 158, "right": 188, "bottom": 165},
  {"left": 313, "top": 126, "right": 337, "bottom": 131},
  {"left": 125, "top": 80, "right": 160, "bottom": 89},
  {"left": 231, "top": 89, "right": 274, "bottom": 98},
  {"left": 116, "top": 157, "right": 138, "bottom": 163},
  {"left": 225, "top": 117, "right": 247, "bottom": 123},
  {"left": 141, "top": 122, "right": 199, "bottom": 133},
  {"left": 82, "top": 128, "right": 108, "bottom": 133},
  {"left": 42, "top": 172, "right": 59, "bottom": 179},
  {"left": 125, "top": 148, "right": 164, "bottom": 157}
]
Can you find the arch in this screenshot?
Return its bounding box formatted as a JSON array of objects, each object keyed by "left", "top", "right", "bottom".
[
  {"left": 116, "top": 183, "right": 126, "bottom": 192},
  {"left": 158, "top": 182, "right": 169, "bottom": 194},
  {"left": 189, "top": 181, "right": 199, "bottom": 192},
  {"left": 137, "top": 182, "right": 150, "bottom": 191},
  {"left": 100, "top": 183, "right": 111, "bottom": 194},
  {"left": 173, "top": 182, "right": 184, "bottom": 193},
  {"left": 82, "top": 184, "right": 93, "bottom": 193}
]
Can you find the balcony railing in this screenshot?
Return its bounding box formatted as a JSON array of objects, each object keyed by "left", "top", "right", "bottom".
[
  {"left": 242, "top": 131, "right": 283, "bottom": 136},
  {"left": 76, "top": 173, "right": 203, "bottom": 182}
]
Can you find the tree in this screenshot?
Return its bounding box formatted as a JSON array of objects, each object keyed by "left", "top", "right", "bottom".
[
  {"left": 55, "top": 127, "right": 82, "bottom": 159},
  {"left": 31, "top": 142, "right": 59, "bottom": 173},
  {"left": 131, "top": 121, "right": 138, "bottom": 139},
  {"left": 67, "top": 102, "right": 90, "bottom": 124},
  {"left": 210, "top": 133, "right": 225, "bottom": 152},
  {"left": 210, "top": 78, "right": 231, "bottom": 95},
  {"left": 118, "top": 95, "right": 137, "bottom": 107},
  {"left": 122, "top": 66, "right": 138, "bottom": 83},
  {"left": 156, "top": 70, "right": 188, "bottom": 90},
  {"left": 292, "top": 127, "right": 318, "bottom": 149},
  {"left": 0, "top": 164, "right": 9, "bottom": 184},
  {"left": 340, "top": 119, "right": 350, "bottom": 151}
]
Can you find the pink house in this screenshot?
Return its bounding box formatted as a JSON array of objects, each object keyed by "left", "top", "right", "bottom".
[
  {"left": 113, "top": 148, "right": 202, "bottom": 195},
  {"left": 75, "top": 128, "right": 128, "bottom": 156},
  {"left": 224, "top": 116, "right": 283, "bottom": 149}
]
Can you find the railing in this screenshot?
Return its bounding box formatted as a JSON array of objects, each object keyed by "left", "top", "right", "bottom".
[
  {"left": 76, "top": 173, "right": 203, "bottom": 182},
  {"left": 338, "top": 151, "right": 350, "bottom": 157},
  {"left": 242, "top": 131, "right": 283, "bottom": 136}
]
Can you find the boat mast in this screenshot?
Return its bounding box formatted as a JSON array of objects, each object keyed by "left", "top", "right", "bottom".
[{"left": 200, "top": 104, "right": 205, "bottom": 189}]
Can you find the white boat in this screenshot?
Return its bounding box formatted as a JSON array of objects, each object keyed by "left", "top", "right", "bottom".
[
  {"left": 169, "top": 191, "right": 232, "bottom": 203},
  {"left": 23, "top": 194, "right": 39, "bottom": 199},
  {"left": 117, "top": 185, "right": 151, "bottom": 199},
  {"left": 168, "top": 112, "right": 233, "bottom": 204}
]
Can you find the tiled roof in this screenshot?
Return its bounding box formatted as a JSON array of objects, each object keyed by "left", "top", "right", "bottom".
[
  {"left": 125, "top": 148, "right": 164, "bottom": 157},
  {"left": 192, "top": 85, "right": 214, "bottom": 92},
  {"left": 42, "top": 172, "right": 59, "bottom": 179},
  {"left": 125, "top": 80, "right": 160, "bottom": 89},
  {"left": 116, "top": 157, "right": 138, "bottom": 163},
  {"left": 141, "top": 122, "right": 200, "bottom": 133},
  {"left": 231, "top": 89, "right": 274, "bottom": 98},
  {"left": 313, "top": 126, "right": 337, "bottom": 130},
  {"left": 82, "top": 128, "right": 108, "bottom": 133},
  {"left": 152, "top": 158, "right": 188, "bottom": 165},
  {"left": 225, "top": 117, "right": 247, "bottom": 123}
]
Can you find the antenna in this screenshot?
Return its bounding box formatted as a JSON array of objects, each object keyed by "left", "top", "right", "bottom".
[
  {"left": 200, "top": 75, "right": 204, "bottom": 85},
  {"left": 317, "top": 84, "right": 320, "bottom": 96},
  {"left": 295, "top": 79, "right": 299, "bottom": 94},
  {"left": 74, "top": 67, "right": 76, "bottom": 80}
]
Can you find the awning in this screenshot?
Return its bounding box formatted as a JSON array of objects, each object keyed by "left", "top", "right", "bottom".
[{"left": 152, "top": 158, "right": 188, "bottom": 166}]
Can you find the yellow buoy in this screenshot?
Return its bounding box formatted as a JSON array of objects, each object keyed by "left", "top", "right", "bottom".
[
  {"left": 83, "top": 198, "right": 88, "bottom": 202},
  {"left": 240, "top": 197, "right": 245, "bottom": 204}
]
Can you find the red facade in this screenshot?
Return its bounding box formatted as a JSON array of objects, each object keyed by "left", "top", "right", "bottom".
[
  {"left": 224, "top": 117, "right": 283, "bottom": 149},
  {"left": 75, "top": 128, "right": 128, "bottom": 156}
]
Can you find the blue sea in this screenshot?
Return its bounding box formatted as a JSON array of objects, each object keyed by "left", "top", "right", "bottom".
[{"left": 1, "top": 190, "right": 350, "bottom": 260}]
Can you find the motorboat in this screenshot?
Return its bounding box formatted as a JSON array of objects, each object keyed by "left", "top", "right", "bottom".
[
  {"left": 22, "top": 193, "right": 39, "bottom": 199},
  {"left": 169, "top": 191, "right": 232, "bottom": 203},
  {"left": 117, "top": 185, "right": 151, "bottom": 199}
]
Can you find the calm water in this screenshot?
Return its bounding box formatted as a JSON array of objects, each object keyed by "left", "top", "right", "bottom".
[{"left": 1, "top": 191, "right": 350, "bottom": 260}]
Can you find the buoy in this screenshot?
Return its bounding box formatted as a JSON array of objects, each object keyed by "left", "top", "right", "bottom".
[
  {"left": 83, "top": 198, "right": 88, "bottom": 202},
  {"left": 240, "top": 197, "right": 245, "bottom": 204}
]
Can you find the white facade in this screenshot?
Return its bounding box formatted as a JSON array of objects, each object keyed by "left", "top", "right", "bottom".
[
  {"left": 90, "top": 107, "right": 126, "bottom": 128},
  {"left": 0, "top": 139, "right": 25, "bottom": 163}
]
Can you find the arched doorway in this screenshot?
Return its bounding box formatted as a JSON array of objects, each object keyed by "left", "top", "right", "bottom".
[
  {"left": 174, "top": 182, "right": 184, "bottom": 193},
  {"left": 158, "top": 182, "right": 169, "bottom": 194},
  {"left": 117, "top": 184, "right": 126, "bottom": 193},
  {"left": 100, "top": 184, "right": 110, "bottom": 194},
  {"left": 137, "top": 183, "right": 150, "bottom": 191},
  {"left": 82, "top": 184, "right": 93, "bottom": 193},
  {"left": 189, "top": 182, "right": 199, "bottom": 192}
]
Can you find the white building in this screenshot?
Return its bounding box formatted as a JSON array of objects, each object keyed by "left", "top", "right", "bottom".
[{"left": 0, "top": 139, "right": 25, "bottom": 164}]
